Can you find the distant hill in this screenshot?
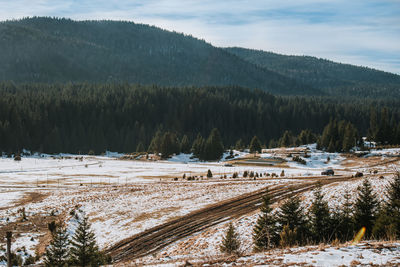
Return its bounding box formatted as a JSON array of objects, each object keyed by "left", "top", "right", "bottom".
[
  {"left": 1, "top": 17, "right": 399, "bottom": 97},
  {"left": 225, "top": 47, "right": 400, "bottom": 98},
  {"left": 0, "top": 17, "right": 315, "bottom": 96}
]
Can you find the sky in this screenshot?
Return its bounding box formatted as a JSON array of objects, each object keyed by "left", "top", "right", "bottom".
[{"left": 1, "top": 0, "right": 399, "bottom": 74}]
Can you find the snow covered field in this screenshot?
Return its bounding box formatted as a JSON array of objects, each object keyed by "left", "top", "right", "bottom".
[{"left": 0, "top": 146, "right": 399, "bottom": 266}]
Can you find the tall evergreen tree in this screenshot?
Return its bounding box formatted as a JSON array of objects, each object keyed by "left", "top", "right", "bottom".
[
  {"left": 253, "top": 188, "right": 279, "bottom": 251},
  {"left": 333, "top": 190, "right": 354, "bottom": 241},
  {"left": 279, "top": 131, "right": 293, "bottom": 147},
  {"left": 373, "top": 171, "right": 400, "bottom": 239},
  {"left": 44, "top": 226, "right": 70, "bottom": 267},
  {"left": 70, "top": 215, "right": 103, "bottom": 267},
  {"left": 277, "top": 194, "right": 309, "bottom": 244},
  {"left": 367, "top": 108, "right": 378, "bottom": 142},
  {"left": 160, "top": 132, "right": 179, "bottom": 158},
  {"left": 220, "top": 223, "right": 240, "bottom": 254},
  {"left": 203, "top": 128, "right": 224, "bottom": 161},
  {"left": 136, "top": 142, "right": 145, "bottom": 153},
  {"left": 353, "top": 178, "right": 379, "bottom": 237},
  {"left": 147, "top": 130, "right": 163, "bottom": 153},
  {"left": 235, "top": 139, "right": 245, "bottom": 151},
  {"left": 249, "top": 136, "right": 262, "bottom": 153},
  {"left": 191, "top": 133, "right": 205, "bottom": 158},
  {"left": 342, "top": 122, "right": 357, "bottom": 152},
  {"left": 180, "top": 135, "right": 191, "bottom": 154},
  {"left": 309, "top": 185, "right": 332, "bottom": 243}
]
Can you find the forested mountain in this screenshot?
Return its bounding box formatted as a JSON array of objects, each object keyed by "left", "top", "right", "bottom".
[
  {"left": 225, "top": 47, "right": 400, "bottom": 98},
  {"left": 1, "top": 83, "right": 399, "bottom": 155},
  {"left": 0, "top": 17, "right": 315, "bottom": 96}
]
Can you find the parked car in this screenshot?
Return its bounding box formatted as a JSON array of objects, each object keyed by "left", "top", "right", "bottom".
[{"left": 321, "top": 169, "right": 334, "bottom": 176}]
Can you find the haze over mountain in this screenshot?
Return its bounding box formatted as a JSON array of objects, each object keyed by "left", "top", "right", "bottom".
[
  {"left": 1, "top": 17, "right": 399, "bottom": 97},
  {"left": 226, "top": 47, "right": 400, "bottom": 98}
]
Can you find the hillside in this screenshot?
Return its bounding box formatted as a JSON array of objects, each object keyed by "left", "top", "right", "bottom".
[
  {"left": 225, "top": 47, "right": 400, "bottom": 97},
  {"left": 0, "top": 17, "right": 314, "bottom": 96}
]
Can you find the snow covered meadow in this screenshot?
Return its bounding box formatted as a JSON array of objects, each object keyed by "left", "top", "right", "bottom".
[{"left": 0, "top": 145, "right": 399, "bottom": 266}]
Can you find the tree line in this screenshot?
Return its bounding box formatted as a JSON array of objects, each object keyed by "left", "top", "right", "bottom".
[
  {"left": 1, "top": 83, "right": 400, "bottom": 157},
  {"left": 221, "top": 172, "right": 400, "bottom": 254}
]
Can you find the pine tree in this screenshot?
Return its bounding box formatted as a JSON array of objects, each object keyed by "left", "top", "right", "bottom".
[
  {"left": 235, "top": 139, "right": 244, "bottom": 151},
  {"left": 373, "top": 171, "right": 400, "bottom": 239},
  {"left": 353, "top": 178, "right": 379, "bottom": 237},
  {"left": 44, "top": 226, "right": 70, "bottom": 267},
  {"left": 180, "top": 135, "right": 191, "bottom": 154},
  {"left": 191, "top": 133, "right": 205, "bottom": 158},
  {"left": 253, "top": 188, "right": 278, "bottom": 251},
  {"left": 342, "top": 122, "right": 357, "bottom": 152},
  {"left": 70, "top": 215, "right": 103, "bottom": 267},
  {"left": 220, "top": 223, "right": 240, "bottom": 254},
  {"left": 367, "top": 108, "right": 378, "bottom": 143},
  {"left": 203, "top": 128, "right": 224, "bottom": 161},
  {"left": 160, "top": 132, "right": 179, "bottom": 158},
  {"left": 277, "top": 194, "right": 308, "bottom": 244},
  {"left": 333, "top": 190, "right": 354, "bottom": 241},
  {"left": 279, "top": 131, "right": 293, "bottom": 147},
  {"left": 207, "top": 169, "right": 213, "bottom": 178},
  {"left": 147, "top": 130, "right": 162, "bottom": 153},
  {"left": 249, "top": 136, "right": 262, "bottom": 153},
  {"left": 136, "top": 142, "right": 144, "bottom": 153},
  {"left": 309, "top": 185, "right": 332, "bottom": 243}
]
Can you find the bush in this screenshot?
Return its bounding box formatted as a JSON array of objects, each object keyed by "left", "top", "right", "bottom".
[
  {"left": 243, "top": 171, "right": 248, "bottom": 178},
  {"left": 220, "top": 223, "right": 240, "bottom": 254},
  {"left": 279, "top": 225, "right": 297, "bottom": 248},
  {"left": 232, "top": 172, "right": 238, "bottom": 178},
  {"left": 207, "top": 169, "right": 213, "bottom": 178},
  {"left": 292, "top": 156, "right": 306, "bottom": 165},
  {"left": 355, "top": 172, "right": 363, "bottom": 177}
]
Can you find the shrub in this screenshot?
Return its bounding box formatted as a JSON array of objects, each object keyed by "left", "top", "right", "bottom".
[
  {"left": 279, "top": 225, "right": 297, "bottom": 248},
  {"left": 220, "top": 223, "right": 241, "bottom": 254}
]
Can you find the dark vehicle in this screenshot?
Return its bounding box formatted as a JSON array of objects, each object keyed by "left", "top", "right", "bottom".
[{"left": 321, "top": 169, "right": 334, "bottom": 176}]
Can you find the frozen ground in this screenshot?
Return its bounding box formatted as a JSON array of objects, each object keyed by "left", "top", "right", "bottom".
[
  {"left": 0, "top": 146, "right": 399, "bottom": 266},
  {"left": 139, "top": 242, "right": 400, "bottom": 266}
]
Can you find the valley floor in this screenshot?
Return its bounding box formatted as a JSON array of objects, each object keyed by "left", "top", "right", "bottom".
[{"left": 0, "top": 145, "right": 399, "bottom": 266}]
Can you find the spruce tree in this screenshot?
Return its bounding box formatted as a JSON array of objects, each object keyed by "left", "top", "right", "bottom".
[
  {"left": 191, "top": 133, "right": 205, "bottom": 158},
  {"left": 353, "top": 178, "right": 379, "bottom": 237},
  {"left": 207, "top": 169, "right": 213, "bottom": 178},
  {"left": 147, "top": 130, "right": 162, "bottom": 153},
  {"left": 160, "top": 132, "right": 179, "bottom": 158},
  {"left": 70, "top": 215, "right": 103, "bottom": 267},
  {"left": 373, "top": 171, "right": 400, "bottom": 239},
  {"left": 342, "top": 122, "right": 357, "bottom": 152},
  {"left": 235, "top": 139, "right": 244, "bottom": 151},
  {"left": 180, "top": 135, "right": 191, "bottom": 154},
  {"left": 220, "top": 223, "right": 240, "bottom": 254},
  {"left": 253, "top": 188, "right": 278, "bottom": 251},
  {"left": 249, "top": 136, "right": 262, "bottom": 153},
  {"left": 279, "top": 131, "right": 293, "bottom": 147},
  {"left": 44, "top": 226, "right": 70, "bottom": 267},
  {"left": 309, "top": 185, "right": 332, "bottom": 243},
  {"left": 277, "top": 194, "right": 308, "bottom": 244},
  {"left": 135, "top": 142, "right": 144, "bottom": 153},
  {"left": 333, "top": 190, "right": 354, "bottom": 241},
  {"left": 203, "top": 128, "right": 224, "bottom": 161}
]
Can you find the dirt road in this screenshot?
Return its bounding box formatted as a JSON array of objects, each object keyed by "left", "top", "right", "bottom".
[{"left": 107, "top": 175, "right": 356, "bottom": 262}]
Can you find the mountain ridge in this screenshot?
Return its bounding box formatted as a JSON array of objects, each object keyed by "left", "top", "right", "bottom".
[{"left": 1, "top": 17, "right": 399, "bottom": 97}]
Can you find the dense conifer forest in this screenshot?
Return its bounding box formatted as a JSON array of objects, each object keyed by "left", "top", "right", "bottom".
[
  {"left": 1, "top": 83, "right": 399, "bottom": 155},
  {"left": 226, "top": 47, "right": 400, "bottom": 98},
  {"left": 0, "top": 17, "right": 314, "bottom": 96},
  {"left": 1, "top": 17, "right": 400, "bottom": 157},
  {"left": 1, "top": 17, "right": 400, "bottom": 98}
]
